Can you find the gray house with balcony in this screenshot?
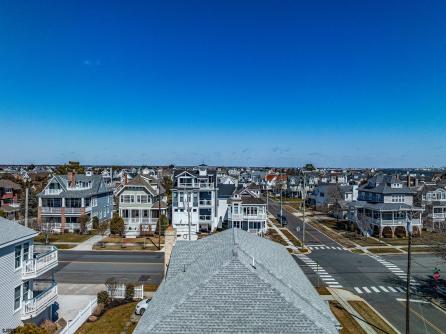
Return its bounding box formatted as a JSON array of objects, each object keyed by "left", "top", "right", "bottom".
[
  {"left": 38, "top": 172, "right": 113, "bottom": 233},
  {"left": 0, "top": 218, "right": 58, "bottom": 330},
  {"left": 347, "top": 175, "right": 423, "bottom": 237}
]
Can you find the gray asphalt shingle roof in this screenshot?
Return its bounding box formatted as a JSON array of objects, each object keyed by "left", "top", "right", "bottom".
[
  {"left": 134, "top": 229, "right": 339, "bottom": 334},
  {"left": 0, "top": 217, "right": 38, "bottom": 249},
  {"left": 38, "top": 174, "right": 111, "bottom": 198}
]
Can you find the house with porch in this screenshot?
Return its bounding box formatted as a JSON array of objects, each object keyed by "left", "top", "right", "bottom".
[
  {"left": 172, "top": 165, "right": 218, "bottom": 240},
  {"left": 37, "top": 172, "right": 113, "bottom": 233},
  {"left": 116, "top": 175, "right": 167, "bottom": 237},
  {"left": 416, "top": 183, "right": 446, "bottom": 232},
  {"left": 0, "top": 179, "right": 22, "bottom": 220},
  {"left": 227, "top": 187, "right": 267, "bottom": 234},
  {"left": 0, "top": 218, "right": 58, "bottom": 330},
  {"left": 348, "top": 175, "right": 423, "bottom": 237}
]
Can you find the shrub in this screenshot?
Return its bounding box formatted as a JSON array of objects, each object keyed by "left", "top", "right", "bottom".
[
  {"left": 92, "top": 216, "right": 99, "bottom": 230},
  {"left": 40, "top": 320, "right": 57, "bottom": 334},
  {"left": 93, "top": 303, "right": 104, "bottom": 317},
  {"left": 125, "top": 284, "right": 135, "bottom": 301},
  {"left": 110, "top": 214, "right": 124, "bottom": 236},
  {"left": 12, "top": 324, "right": 48, "bottom": 334},
  {"left": 97, "top": 290, "right": 110, "bottom": 305}
]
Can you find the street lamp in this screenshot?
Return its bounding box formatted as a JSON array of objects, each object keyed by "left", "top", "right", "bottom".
[{"left": 405, "top": 214, "right": 413, "bottom": 334}]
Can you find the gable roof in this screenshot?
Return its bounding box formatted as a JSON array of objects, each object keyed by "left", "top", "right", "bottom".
[
  {"left": 117, "top": 175, "right": 160, "bottom": 196},
  {"left": 134, "top": 229, "right": 339, "bottom": 334},
  {"left": 0, "top": 178, "right": 21, "bottom": 190},
  {"left": 38, "top": 174, "right": 111, "bottom": 198},
  {"left": 0, "top": 218, "right": 38, "bottom": 249}
]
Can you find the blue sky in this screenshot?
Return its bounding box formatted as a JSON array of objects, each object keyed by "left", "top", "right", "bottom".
[{"left": 1, "top": 0, "right": 445, "bottom": 167}]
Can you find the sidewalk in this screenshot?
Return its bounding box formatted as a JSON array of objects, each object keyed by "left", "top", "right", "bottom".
[{"left": 70, "top": 234, "right": 104, "bottom": 251}]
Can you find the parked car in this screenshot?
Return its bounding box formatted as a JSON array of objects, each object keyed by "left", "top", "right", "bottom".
[
  {"left": 277, "top": 214, "right": 288, "bottom": 226},
  {"left": 135, "top": 299, "right": 151, "bottom": 315}
]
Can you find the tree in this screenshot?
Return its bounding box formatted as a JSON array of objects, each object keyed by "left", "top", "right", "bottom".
[
  {"left": 98, "top": 221, "right": 109, "bottom": 236},
  {"left": 56, "top": 161, "right": 85, "bottom": 175},
  {"left": 105, "top": 277, "right": 119, "bottom": 298},
  {"left": 79, "top": 214, "right": 89, "bottom": 234},
  {"left": 159, "top": 214, "right": 169, "bottom": 233},
  {"left": 92, "top": 216, "right": 99, "bottom": 230},
  {"left": 125, "top": 283, "right": 135, "bottom": 301},
  {"left": 303, "top": 163, "right": 316, "bottom": 171},
  {"left": 97, "top": 290, "right": 110, "bottom": 305},
  {"left": 0, "top": 209, "right": 5, "bottom": 218},
  {"left": 110, "top": 214, "right": 125, "bottom": 236}
]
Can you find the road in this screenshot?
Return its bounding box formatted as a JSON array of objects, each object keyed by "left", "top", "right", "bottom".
[
  {"left": 47, "top": 250, "right": 164, "bottom": 285},
  {"left": 268, "top": 199, "right": 446, "bottom": 333}
]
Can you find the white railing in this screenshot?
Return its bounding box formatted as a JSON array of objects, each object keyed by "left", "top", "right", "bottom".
[
  {"left": 123, "top": 218, "right": 157, "bottom": 225},
  {"left": 23, "top": 245, "right": 58, "bottom": 279},
  {"left": 107, "top": 284, "right": 144, "bottom": 299},
  {"left": 44, "top": 189, "right": 63, "bottom": 195},
  {"left": 433, "top": 213, "right": 446, "bottom": 219},
  {"left": 199, "top": 199, "right": 212, "bottom": 206},
  {"left": 41, "top": 207, "right": 62, "bottom": 214},
  {"left": 230, "top": 213, "right": 267, "bottom": 220},
  {"left": 59, "top": 298, "right": 97, "bottom": 334},
  {"left": 65, "top": 207, "right": 82, "bottom": 214},
  {"left": 22, "top": 282, "right": 58, "bottom": 320}
]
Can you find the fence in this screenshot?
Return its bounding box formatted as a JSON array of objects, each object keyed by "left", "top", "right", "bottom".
[
  {"left": 107, "top": 284, "right": 144, "bottom": 299},
  {"left": 59, "top": 298, "right": 97, "bottom": 334}
]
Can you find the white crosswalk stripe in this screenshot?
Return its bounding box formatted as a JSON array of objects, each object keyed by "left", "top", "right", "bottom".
[
  {"left": 354, "top": 286, "right": 405, "bottom": 294},
  {"left": 294, "top": 254, "right": 342, "bottom": 288},
  {"left": 307, "top": 244, "right": 348, "bottom": 251},
  {"left": 370, "top": 255, "right": 422, "bottom": 288}
]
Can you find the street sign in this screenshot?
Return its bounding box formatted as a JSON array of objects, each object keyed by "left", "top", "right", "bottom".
[
  {"left": 296, "top": 226, "right": 300, "bottom": 233},
  {"left": 433, "top": 271, "right": 440, "bottom": 282}
]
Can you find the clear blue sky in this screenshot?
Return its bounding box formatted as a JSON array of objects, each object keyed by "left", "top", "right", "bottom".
[{"left": 1, "top": 0, "right": 445, "bottom": 167}]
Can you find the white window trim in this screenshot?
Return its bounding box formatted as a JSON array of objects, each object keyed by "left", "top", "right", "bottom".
[{"left": 13, "top": 284, "right": 22, "bottom": 313}]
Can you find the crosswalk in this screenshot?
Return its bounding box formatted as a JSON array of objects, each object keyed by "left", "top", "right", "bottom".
[
  {"left": 307, "top": 244, "right": 348, "bottom": 251},
  {"left": 353, "top": 285, "right": 406, "bottom": 295},
  {"left": 294, "top": 254, "right": 343, "bottom": 288},
  {"left": 370, "top": 255, "right": 420, "bottom": 287}
]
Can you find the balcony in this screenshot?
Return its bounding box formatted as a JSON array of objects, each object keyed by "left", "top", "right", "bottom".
[
  {"left": 44, "top": 189, "right": 63, "bottom": 195},
  {"left": 230, "top": 213, "right": 267, "bottom": 221},
  {"left": 199, "top": 215, "right": 212, "bottom": 222},
  {"left": 22, "top": 245, "right": 58, "bottom": 280},
  {"left": 22, "top": 281, "right": 58, "bottom": 320},
  {"left": 65, "top": 207, "right": 82, "bottom": 214},
  {"left": 123, "top": 218, "right": 158, "bottom": 225},
  {"left": 41, "top": 207, "right": 62, "bottom": 214}
]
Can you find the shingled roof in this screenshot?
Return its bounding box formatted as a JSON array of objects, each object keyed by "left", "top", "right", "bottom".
[
  {"left": 134, "top": 229, "right": 339, "bottom": 334},
  {"left": 0, "top": 217, "right": 38, "bottom": 249}
]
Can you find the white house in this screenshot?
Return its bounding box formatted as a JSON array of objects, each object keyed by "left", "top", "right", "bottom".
[
  {"left": 116, "top": 175, "right": 167, "bottom": 238},
  {"left": 0, "top": 218, "right": 58, "bottom": 330},
  {"left": 417, "top": 183, "right": 446, "bottom": 231},
  {"left": 228, "top": 187, "right": 267, "bottom": 234},
  {"left": 172, "top": 165, "right": 218, "bottom": 240}
]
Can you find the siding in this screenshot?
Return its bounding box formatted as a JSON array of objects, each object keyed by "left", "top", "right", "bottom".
[{"left": 0, "top": 243, "right": 24, "bottom": 331}]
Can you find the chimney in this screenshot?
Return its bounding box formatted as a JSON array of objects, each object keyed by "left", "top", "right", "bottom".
[
  {"left": 164, "top": 224, "right": 177, "bottom": 276},
  {"left": 124, "top": 173, "right": 128, "bottom": 185},
  {"left": 68, "top": 170, "right": 76, "bottom": 187},
  {"left": 407, "top": 174, "right": 411, "bottom": 187}
]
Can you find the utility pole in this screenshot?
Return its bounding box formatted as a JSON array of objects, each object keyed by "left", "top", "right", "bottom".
[
  {"left": 25, "top": 187, "right": 29, "bottom": 228},
  {"left": 186, "top": 192, "right": 192, "bottom": 241},
  {"left": 157, "top": 172, "right": 161, "bottom": 250},
  {"left": 280, "top": 172, "right": 283, "bottom": 226},
  {"left": 302, "top": 173, "right": 306, "bottom": 249},
  {"left": 405, "top": 213, "right": 413, "bottom": 334}
]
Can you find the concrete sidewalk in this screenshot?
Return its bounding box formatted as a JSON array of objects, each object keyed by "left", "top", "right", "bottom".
[{"left": 70, "top": 234, "right": 104, "bottom": 251}]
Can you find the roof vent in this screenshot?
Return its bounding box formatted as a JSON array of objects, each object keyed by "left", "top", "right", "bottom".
[{"left": 251, "top": 256, "right": 256, "bottom": 269}]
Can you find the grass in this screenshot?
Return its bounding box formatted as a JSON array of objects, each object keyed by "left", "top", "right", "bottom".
[
  {"left": 368, "top": 247, "right": 403, "bottom": 254},
  {"left": 143, "top": 284, "right": 159, "bottom": 292},
  {"left": 316, "top": 286, "right": 331, "bottom": 295},
  {"left": 353, "top": 238, "right": 384, "bottom": 247},
  {"left": 76, "top": 302, "right": 137, "bottom": 334},
  {"left": 400, "top": 246, "right": 435, "bottom": 253},
  {"left": 93, "top": 244, "right": 160, "bottom": 251},
  {"left": 329, "top": 301, "right": 366, "bottom": 334},
  {"left": 351, "top": 249, "right": 365, "bottom": 254},
  {"left": 53, "top": 243, "right": 76, "bottom": 249},
  {"left": 282, "top": 229, "right": 302, "bottom": 247},
  {"left": 349, "top": 301, "right": 398, "bottom": 334},
  {"left": 265, "top": 230, "right": 288, "bottom": 246},
  {"left": 34, "top": 233, "right": 94, "bottom": 243}
]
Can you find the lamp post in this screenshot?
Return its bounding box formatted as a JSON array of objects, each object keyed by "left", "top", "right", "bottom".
[{"left": 405, "top": 214, "right": 413, "bottom": 334}]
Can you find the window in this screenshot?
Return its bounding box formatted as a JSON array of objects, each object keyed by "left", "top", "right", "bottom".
[
  {"left": 14, "top": 286, "right": 21, "bottom": 311},
  {"left": 137, "top": 195, "right": 148, "bottom": 203},
  {"left": 15, "top": 245, "right": 22, "bottom": 269},
  {"left": 121, "top": 195, "right": 134, "bottom": 204},
  {"left": 23, "top": 243, "right": 29, "bottom": 261},
  {"left": 23, "top": 281, "right": 30, "bottom": 300}
]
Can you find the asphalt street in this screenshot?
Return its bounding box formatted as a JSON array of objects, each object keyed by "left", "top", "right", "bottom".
[
  {"left": 268, "top": 200, "right": 446, "bottom": 334},
  {"left": 45, "top": 250, "right": 164, "bottom": 285}
]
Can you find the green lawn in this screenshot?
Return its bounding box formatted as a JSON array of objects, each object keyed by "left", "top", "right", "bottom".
[
  {"left": 368, "top": 247, "right": 403, "bottom": 254},
  {"left": 76, "top": 302, "right": 137, "bottom": 334},
  {"left": 53, "top": 243, "right": 76, "bottom": 249},
  {"left": 34, "top": 233, "right": 94, "bottom": 243}
]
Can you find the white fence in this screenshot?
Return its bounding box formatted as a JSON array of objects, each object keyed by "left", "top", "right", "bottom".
[
  {"left": 107, "top": 284, "right": 144, "bottom": 299},
  {"left": 59, "top": 298, "right": 97, "bottom": 334}
]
